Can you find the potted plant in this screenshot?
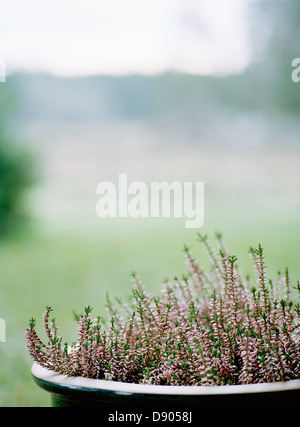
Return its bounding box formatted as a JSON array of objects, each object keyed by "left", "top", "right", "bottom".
[{"left": 26, "top": 234, "right": 300, "bottom": 408}]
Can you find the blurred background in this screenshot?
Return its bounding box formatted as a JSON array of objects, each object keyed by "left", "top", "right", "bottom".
[{"left": 0, "top": 0, "right": 300, "bottom": 406}]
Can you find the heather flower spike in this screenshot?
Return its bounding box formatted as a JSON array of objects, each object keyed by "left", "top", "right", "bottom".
[{"left": 26, "top": 235, "right": 300, "bottom": 386}]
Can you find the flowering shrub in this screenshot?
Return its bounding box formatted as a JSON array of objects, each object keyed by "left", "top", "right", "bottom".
[{"left": 26, "top": 234, "right": 300, "bottom": 386}]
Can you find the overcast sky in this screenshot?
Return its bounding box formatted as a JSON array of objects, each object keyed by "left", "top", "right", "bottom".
[{"left": 0, "top": 0, "right": 253, "bottom": 77}]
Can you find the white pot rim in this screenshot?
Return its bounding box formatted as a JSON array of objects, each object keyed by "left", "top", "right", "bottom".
[{"left": 31, "top": 362, "right": 300, "bottom": 396}]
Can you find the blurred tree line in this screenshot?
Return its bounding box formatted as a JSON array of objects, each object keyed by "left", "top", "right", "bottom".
[
  {"left": 10, "top": 1, "right": 300, "bottom": 125},
  {"left": 242, "top": 0, "right": 300, "bottom": 114}
]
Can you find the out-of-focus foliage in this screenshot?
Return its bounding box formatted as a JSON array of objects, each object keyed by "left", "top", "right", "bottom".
[
  {"left": 243, "top": 0, "right": 300, "bottom": 115},
  {"left": 0, "top": 136, "right": 35, "bottom": 236},
  {"left": 0, "top": 83, "right": 36, "bottom": 237}
]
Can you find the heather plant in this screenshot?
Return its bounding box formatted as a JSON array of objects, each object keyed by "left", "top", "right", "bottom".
[{"left": 26, "top": 234, "right": 300, "bottom": 386}]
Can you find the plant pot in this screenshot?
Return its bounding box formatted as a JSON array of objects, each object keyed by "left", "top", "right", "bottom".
[{"left": 31, "top": 362, "right": 300, "bottom": 408}]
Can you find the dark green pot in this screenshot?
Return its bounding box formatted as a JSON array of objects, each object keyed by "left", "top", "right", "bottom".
[{"left": 31, "top": 363, "right": 300, "bottom": 408}]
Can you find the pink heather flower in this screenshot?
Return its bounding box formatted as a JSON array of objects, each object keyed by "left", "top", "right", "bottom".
[{"left": 26, "top": 234, "right": 300, "bottom": 386}]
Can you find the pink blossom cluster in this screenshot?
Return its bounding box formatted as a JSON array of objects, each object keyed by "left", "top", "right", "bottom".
[{"left": 26, "top": 234, "right": 300, "bottom": 385}]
